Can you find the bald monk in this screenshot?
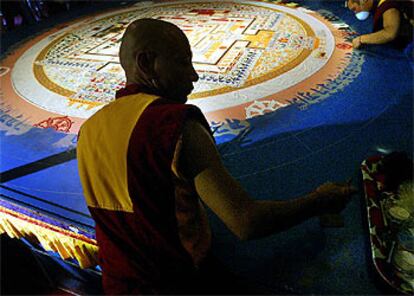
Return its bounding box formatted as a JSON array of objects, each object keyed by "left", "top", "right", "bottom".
[
  {"left": 77, "top": 18, "right": 355, "bottom": 294},
  {"left": 347, "top": 0, "right": 413, "bottom": 49}
]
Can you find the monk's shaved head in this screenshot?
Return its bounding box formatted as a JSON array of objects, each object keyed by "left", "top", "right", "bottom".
[
  {"left": 118, "top": 18, "right": 198, "bottom": 102},
  {"left": 347, "top": 0, "right": 373, "bottom": 12},
  {"left": 120, "top": 18, "right": 186, "bottom": 78}
]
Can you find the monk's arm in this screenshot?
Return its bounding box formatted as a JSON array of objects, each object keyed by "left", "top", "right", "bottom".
[
  {"left": 178, "top": 120, "right": 352, "bottom": 240},
  {"left": 360, "top": 8, "right": 401, "bottom": 44}
]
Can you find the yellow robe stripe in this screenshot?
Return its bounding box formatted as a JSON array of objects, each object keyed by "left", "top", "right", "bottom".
[{"left": 77, "top": 93, "right": 159, "bottom": 212}]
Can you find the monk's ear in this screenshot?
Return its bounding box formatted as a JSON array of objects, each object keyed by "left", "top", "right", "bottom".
[{"left": 135, "top": 51, "right": 157, "bottom": 77}]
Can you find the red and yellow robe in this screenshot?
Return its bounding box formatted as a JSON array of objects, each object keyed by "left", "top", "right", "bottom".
[{"left": 77, "top": 85, "right": 212, "bottom": 294}]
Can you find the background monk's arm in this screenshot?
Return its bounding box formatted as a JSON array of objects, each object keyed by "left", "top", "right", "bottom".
[{"left": 361, "top": 8, "right": 401, "bottom": 44}]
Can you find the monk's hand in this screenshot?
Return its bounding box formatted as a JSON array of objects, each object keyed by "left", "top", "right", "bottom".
[
  {"left": 352, "top": 36, "right": 362, "bottom": 49},
  {"left": 314, "top": 181, "right": 357, "bottom": 214}
]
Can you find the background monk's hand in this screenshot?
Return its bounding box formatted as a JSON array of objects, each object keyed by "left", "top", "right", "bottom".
[
  {"left": 314, "top": 181, "right": 357, "bottom": 214},
  {"left": 352, "top": 36, "right": 362, "bottom": 49}
]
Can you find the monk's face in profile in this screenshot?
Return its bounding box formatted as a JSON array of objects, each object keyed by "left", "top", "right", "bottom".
[
  {"left": 154, "top": 32, "right": 199, "bottom": 103},
  {"left": 347, "top": 0, "right": 373, "bottom": 13},
  {"left": 120, "top": 19, "right": 199, "bottom": 103}
]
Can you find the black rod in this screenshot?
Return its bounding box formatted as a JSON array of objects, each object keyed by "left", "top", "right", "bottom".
[{"left": 0, "top": 148, "right": 77, "bottom": 183}]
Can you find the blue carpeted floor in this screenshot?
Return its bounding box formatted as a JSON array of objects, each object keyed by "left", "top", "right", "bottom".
[{"left": 211, "top": 2, "right": 413, "bottom": 293}]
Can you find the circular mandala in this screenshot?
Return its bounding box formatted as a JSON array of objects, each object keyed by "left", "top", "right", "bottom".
[
  {"left": 2, "top": 0, "right": 362, "bottom": 134},
  {"left": 12, "top": 1, "right": 334, "bottom": 117}
]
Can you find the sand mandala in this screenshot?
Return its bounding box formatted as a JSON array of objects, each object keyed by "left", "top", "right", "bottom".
[{"left": 1, "top": 0, "right": 363, "bottom": 135}]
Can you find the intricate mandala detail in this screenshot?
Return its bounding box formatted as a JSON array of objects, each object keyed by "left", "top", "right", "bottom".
[
  {"left": 34, "top": 116, "right": 74, "bottom": 133},
  {"left": 245, "top": 100, "right": 288, "bottom": 118},
  {"left": 336, "top": 43, "right": 353, "bottom": 50}
]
